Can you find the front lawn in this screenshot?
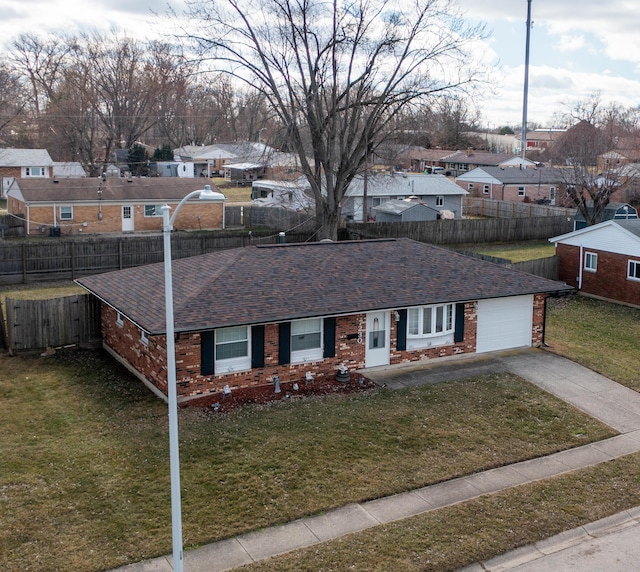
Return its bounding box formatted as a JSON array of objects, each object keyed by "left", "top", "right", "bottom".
[
  {"left": 0, "top": 348, "right": 612, "bottom": 572},
  {"left": 2, "top": 293, "right": 639, "bottom": 572}
]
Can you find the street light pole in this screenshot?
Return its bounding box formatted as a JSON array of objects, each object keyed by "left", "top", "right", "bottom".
[{"left": 162, "top": 184, "right": 225, "bottom": 572}]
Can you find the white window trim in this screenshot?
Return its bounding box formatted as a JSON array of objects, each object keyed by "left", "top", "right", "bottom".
[
  {"left": 483, "top": 185, "right": 489, "bottom": 194},
  {"left": 584, "top": 252, "right": 597, "bottom": 272},
  {"left": 140, "top": 330, "right": 149, "bottom": 346},
  {"left": 467, "top": 183, "right": 474, "bottom": 190},
  {"left": 59, "top": 205, "right": 73, "bottom": 220},
  {"left": 144, "top": 204, "right": 164, "bottom": 217},
  {"left": 435, "top": 196, "right": 444, "bottom": 207},
  {"left": 518, "top": 186, "right": 526, "bottom": 197},
  {"left": 628, "top": 260, "right": 640, "bottom": 281},
  {"left": 291, "top": 318, "right": 323, "bottom": 364},
  {"left": 215, "top": 326, "right": 251, "bottom": 372},
  {"left": 406, "top": 304, "right": 455, "bottom": 350},
  {"left": 23, "top": 166, "right": 47, "bottom": 178},
  {"left": 116, "top": 312, "right": 124, "bottom": 327}
]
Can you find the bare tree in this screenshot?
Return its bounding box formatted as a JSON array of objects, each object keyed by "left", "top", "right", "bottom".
[
  {"left": 553, "top": 120, "right": 622, "bottom": 225},
  {"left": 183, "top": 0, "right": 487, "bottom": 239},
  {"left": 0, "top": 63, "right": 29, "bottom": 141}
]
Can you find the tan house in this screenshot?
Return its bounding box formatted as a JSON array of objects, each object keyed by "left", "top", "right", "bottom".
[{"left": 7, "top": 176, "right": 225, "bottom": 236}]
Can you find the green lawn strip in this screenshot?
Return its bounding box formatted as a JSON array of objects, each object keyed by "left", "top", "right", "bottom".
[
  {"left": 0, "top": 350, "right": 613, "bottom": 572},
  {"left": 239, "top": 452, "right": 640, "bottom": 572},
  {"left": 546, "top": 295, "right": 640, "bottom": 391},
  {"left": 465, "top": 240, "right": 556, "bottom": 262}
]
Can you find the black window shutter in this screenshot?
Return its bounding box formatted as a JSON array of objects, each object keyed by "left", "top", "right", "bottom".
[
  {"left": 396, "top": 309, "right": 407, "bottom": 351},
  {"left": 251, "top": 325, "right": 265, "bottom": 369},
  {"left": 323, "top": 317, "right": 336, "bottom": 358},
  {"left": 278, "top": 322, "right": 291, "bottom": 365},
  {"left": 454, "top": 303, "right": 465, "bottom": 343},
  {"left": 201, "top": 331, "right": 214, "bottom": 375}
]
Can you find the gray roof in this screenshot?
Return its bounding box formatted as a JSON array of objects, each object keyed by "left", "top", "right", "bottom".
[
  {"left": 345, "top": 172, "right": 467, "bottom": 198},
  {"left": 458, "top": 166, "right": 565, "bottom": 185},
  {"left": 76, "top": 238, "right": 571, "bottom": 335},
  {"left": 10, "top": 177, "right": 225, "bottom": 203},
  {"left": 373, "top": 200, "right": 439, "bottom": 216},
  {"left": 614, "top": 219, "right": 640, "bottom": 238},
  {"left": 0, "top": 148, "right": 53, "bottom": 167}
]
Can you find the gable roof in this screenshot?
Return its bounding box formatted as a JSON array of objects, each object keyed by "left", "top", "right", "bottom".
[
  {"left": 550, "top": 219, "right": 640, "bottom": 244},
  {"left": 9, "top": 177, "right": 225, "bottom": 204},
  {"left": 456, "top": 166, "right": 565, "bottom": 185},
  {"left": 76, "top": 238, "right": 571, "bottom": 335},
  {"left": 0, "top": 148, "right": 54, "bottom": 167},
  {"left": 441, "top": 150, "right": 517, "bottom": 166},
  {"left": 345, "top": 173, "right": 467, "bottom": 198},
  {"left": 373, "top": 200, "right": 440, "bottom": 216}
]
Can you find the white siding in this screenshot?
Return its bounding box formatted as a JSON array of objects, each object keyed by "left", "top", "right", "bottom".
[
  {"left": 476, "top": 295, "right": 533, "bottom": 354},
  {"left": 552, "top": 224, "right": 640, "bottom": 257}
]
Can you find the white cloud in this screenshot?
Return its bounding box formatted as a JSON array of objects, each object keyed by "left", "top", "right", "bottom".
[{"left": 554, "top": 34, "right": 585, "bottom": 53}]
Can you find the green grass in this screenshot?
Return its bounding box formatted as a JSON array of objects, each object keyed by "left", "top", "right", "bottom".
[
  {"left": 0, "top": 350, "right": 613, "bottom": 571},
  {"left": 546, "top": 294, "right": 640, "bottom": 390},
  {"left": 2, "top": 293, "right": 639, "bottom": 571},
  {"left": 467, "top": 240, "right": 556, "bottom": 262}
]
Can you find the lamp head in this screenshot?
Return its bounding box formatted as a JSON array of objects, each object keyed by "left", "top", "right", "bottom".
[{"left": 198, "top": 185, "right": 225, "bottom": 201}]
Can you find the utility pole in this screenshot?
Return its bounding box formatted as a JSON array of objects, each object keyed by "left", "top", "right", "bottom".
[{"left": 521, "top": 0, "right": 533, "bottom": 159}]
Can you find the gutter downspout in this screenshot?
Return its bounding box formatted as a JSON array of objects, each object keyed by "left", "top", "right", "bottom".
[
  {"left": 26, "top": 202, "right": 30, "bottom": 235},
  {"left": 578, "top": 244, "right": 583, "bottom": 290}
]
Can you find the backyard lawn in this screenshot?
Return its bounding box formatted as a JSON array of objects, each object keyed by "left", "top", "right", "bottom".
[
  {"left": 467, "top": 239, "right": 556, "bottom": 262},
  {"left": 1, "top": 293, "right": 639, "bottom": 571}
]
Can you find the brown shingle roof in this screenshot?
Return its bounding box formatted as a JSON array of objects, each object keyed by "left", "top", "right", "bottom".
[
  {"left": 14, "top": 177, "right": 223, "bottom": 203},
  {"left": 77, "top": 238, "right": 571, "bottom": 334}
]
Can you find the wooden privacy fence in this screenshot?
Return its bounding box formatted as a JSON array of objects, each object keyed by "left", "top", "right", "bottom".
[
  {"left": 0, "top": 229, "right": 313, "bottom": 285},
  {"left": 347, "top": 216, "right": 573, "bottom": 245},
  {"left": 5, "top": 294, "right": 102, "bottom": 352},
  {"left": 459, "top": 251, "right": 559, "bottom": 280},
  {"left": 463, "top": 198, "right": 576, "bottom": 219}
]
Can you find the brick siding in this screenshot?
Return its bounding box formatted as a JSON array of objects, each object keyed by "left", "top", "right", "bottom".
[
  {"left": 102, "top": 299, "right": 545, "bottom": 403},
  {"left": 557, "top": 243, "right": 640, "bottom": 306},
  {"left": 10, "top": 201, "right": 224, "bottom": 235}
]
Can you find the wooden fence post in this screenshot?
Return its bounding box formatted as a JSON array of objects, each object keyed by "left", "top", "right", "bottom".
[{"left": 0, "top": 298, "right": 8, "bottom": 350}]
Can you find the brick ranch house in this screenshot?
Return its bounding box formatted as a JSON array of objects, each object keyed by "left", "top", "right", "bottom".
[
  {"left": 76, "top": 238, "right": 572, "bottom": 404},
  {"left": 7, "top": 176, "right": 225, "bottom": 236},
  {"left": 550, "top": 219, "right": 640, "bottom": 307}
]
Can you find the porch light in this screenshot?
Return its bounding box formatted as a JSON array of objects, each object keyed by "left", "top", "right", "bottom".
[{"left": 162, "top": 184, "right": 224, "bottom": 572}]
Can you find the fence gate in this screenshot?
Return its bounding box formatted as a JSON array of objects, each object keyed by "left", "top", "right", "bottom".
[{"left": 6, "top": 294, "right": 102, "bottom": 352}]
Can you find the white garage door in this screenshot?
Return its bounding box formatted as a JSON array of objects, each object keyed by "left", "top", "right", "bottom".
[{"left": 476, "top": 295, "right": 534, "bottom": 354}]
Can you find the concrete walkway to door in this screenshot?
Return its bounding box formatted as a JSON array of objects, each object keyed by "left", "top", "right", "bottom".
[{"left": 111, "top": 349, "right": 640, "bottom": 572}]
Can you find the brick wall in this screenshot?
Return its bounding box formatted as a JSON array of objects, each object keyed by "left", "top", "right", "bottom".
[
  {"left": 101, "top": 299, "right": 547, "bottom": 403},
  {"left": 557, "top": 244, "right": 640, "bottom": 305},
  {"left": 13, "top": 201, "right": 224, "bottom": 235},
  {"left": 556, "top": 244, "right": 580, "bottom": 287}
]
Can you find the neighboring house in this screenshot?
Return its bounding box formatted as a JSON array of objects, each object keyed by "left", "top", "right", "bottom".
[
  {"left": 1, "top": 148, "right": 54, "bottom": 198},
  {"left": 174, "top": 143, "right": 272, "bottom": 178},
  {"left": 519, "top": 128, "right": 565, "bottom": 153},
  {"left": 550, "top": 219, "right": 640, "bottom": 306},
  {"left": 373, "top": 145, "right": 456, "bottom": 173},
  {"left": 373, "top": 199, "right": 451, "bottom": 222},
  {"left": 438, "top": 150, "right": 520, "bottom": 177},
  {"left": 343, "top": 172, "right": 467, "bottom": 222},
  {"left": 7, "top": 176, "right": 225, "bottom": 235},
  {"left": 573, "top": 202, "right": 638, "bottom": 231},
  {"left": 251, "top": 177, "right": 314, "bottom": 210},
  {"left": 76, "top": 238, "right": 571, "bottom": 403},
  {"left": 53, "top": 162, "right": 87, "bottom": 178},
  {"left": 224, "top": 162, "right": 266, "bottom": 185},
  {"left": 149, "top": 162, "right": 195, "bottom": 178},
  {"left": 456, "top": 166, "right": 565, "bottom": 204}
]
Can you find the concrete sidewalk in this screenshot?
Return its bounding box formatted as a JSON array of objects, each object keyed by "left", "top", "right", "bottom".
[{"left": 112, "top": 349, "right": 640, "bottom": 572}]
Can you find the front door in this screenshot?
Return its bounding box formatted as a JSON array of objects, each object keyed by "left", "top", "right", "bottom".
[
  {"left": 365, "top": 311, "right": 390, "bottom": 367},
  {"left": 121, "top": 205, "right": 134, "bottom": 232}
]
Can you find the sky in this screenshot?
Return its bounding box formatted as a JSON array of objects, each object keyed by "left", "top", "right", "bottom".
[{"left": 0, "top": 0, "right": 638, "bottom": 130}]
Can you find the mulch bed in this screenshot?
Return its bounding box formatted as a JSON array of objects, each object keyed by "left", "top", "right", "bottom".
[{"left": 182, "top": 372, "right": 379, "bottom": 413}]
